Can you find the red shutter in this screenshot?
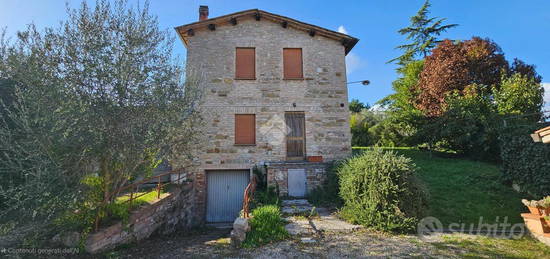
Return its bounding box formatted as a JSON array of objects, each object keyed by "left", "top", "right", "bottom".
[
  {"left": 283, "top": 48, "right": 303, "bottom": 79},
  {"left": 235, "top": 48, "right": 255, "bottom": 79},
  {"left": 235, "top": 114, "right": 255, "bottom": 145}
]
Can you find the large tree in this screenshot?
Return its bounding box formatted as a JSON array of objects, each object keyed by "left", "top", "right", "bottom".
[
  {"left": 411, "top": 37, "right": 543, "bottom": 159},
  {"left": 0, "top": 0, "right": 203, "bottom": 243},
  {"left": 389, "top": 0, "right": 458, "bottom": 65},
  {"left": 349, "top": 99, "right": 370, "bottom": 113},
  {"left": 414, "top": 37, "right": 508, "bottom": 116}
]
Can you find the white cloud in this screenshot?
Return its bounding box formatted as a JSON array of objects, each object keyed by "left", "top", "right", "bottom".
[
  {"left": 346, "top": 52, "right": 361, "bottom": 75},
  {"left": 337, "top": 25, "right": 348, "bottom": 34},
  {"left": 543, "top": 82, "right": 550, "bottom": 107},
  {"left": 337, "top": 25, "right": 362, "bottom": 74}
]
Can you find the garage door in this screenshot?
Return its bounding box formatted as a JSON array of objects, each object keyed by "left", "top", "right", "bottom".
[{"left": 206, "top": 170, "right": 250, "bottom": 222}]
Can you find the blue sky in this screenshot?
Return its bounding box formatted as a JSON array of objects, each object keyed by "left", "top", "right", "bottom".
[{"left": 1, "top": 0, "right": 549, "bottom": 106}]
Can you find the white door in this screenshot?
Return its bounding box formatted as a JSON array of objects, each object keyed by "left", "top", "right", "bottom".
[
  {"left": 206, "top": 170, "right": 250, "bottom": 222},
  {"left": 288, "top": 169, "right": 306, "bottom": 197}
]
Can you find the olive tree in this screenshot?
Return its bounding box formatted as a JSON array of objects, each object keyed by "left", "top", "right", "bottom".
[{"left": 0, "top": 0, "right": 203, "bottom": 243}]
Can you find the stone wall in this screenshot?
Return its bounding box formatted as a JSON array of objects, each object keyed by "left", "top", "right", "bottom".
[
  {"left": 85, "top": 184, "right": 196, "bottom": 254},
  {"left": 185, "top": 17, "right": 352, "bottom": 222},
  {"left": 267, "top": 162, "right": 328, "bottom": 196}
]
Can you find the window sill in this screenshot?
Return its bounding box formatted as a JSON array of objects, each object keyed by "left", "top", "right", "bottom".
[
  {"left": 234, "top": 144, "right": 256, "bottom": 146},
  {"left": 283, "top": 78, "right": 304, "bottom": 80},
  {"left": 234, "top": 78, "right": 256, "bottom": 80}
]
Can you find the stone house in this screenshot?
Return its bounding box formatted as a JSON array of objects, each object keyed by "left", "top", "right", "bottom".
[{"left": 175, "top": 6, "right": 358, "bottom": 223}]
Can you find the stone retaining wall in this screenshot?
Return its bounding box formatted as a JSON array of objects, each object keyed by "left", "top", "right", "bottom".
[{"left": 85, "top": 184, "right": 197, "bottom": 254}]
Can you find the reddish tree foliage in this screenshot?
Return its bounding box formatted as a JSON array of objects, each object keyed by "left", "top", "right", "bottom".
[
  {"left": 510, "top": 58, "right": 542, "bottom": 83},
  {"left": 414, "top": 37, "right": 508, "bottom": 116}
]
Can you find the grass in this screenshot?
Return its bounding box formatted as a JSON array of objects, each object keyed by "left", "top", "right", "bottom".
[
  {"left": 115, "top": 189, "right": 165, "bottom": 205},
  {"left": 101, "top": 189, "right": 166, "bottom": 225},
  {"left": 431, "top": 234, "right": 550, "bottom": 258},
  {"left": 242, "top": 205, "right": 289, "bottom": 248},
  {"left": 353, "top": 147, "right": 525, "bottom": 226},
  {"left": 351, "top": 147, "right": 548, "bottom": 257}
]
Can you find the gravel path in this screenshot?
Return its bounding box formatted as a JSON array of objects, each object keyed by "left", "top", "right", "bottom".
[
  {"left": 85, "top": 228, "right": 453, "bottom": 259},
  {"left": 85, "top": 201, "right": 451, "bottom": 258}
]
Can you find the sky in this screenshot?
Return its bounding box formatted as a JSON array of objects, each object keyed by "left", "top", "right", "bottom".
[{"left": 1, "top": 0, "right": 549, "bottom": 106}]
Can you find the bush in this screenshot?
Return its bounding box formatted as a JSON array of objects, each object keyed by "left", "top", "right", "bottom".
[
  {"left": 417, "top": 86, "right": 501, "bottom": 161},
  {"left": 250, "top": 165, "right": 279, "bottom": 208},
  {"left": 499, "top": 123, "right": 550, "bottom": 198},
  {"left": 252, "top": 186, "right": 280, "bottom": 208},
  {"left": 338, "top": 149, "right": 428, "bottom": 232},
  {"left": 242, "top": 205, "right": 288, "bottom": 248},
  {"left": 308, "top": 162, "right": 343, "bottom": 208}
]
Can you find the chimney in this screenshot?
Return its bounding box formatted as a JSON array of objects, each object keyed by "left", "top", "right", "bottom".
[{"left": 199, "top": 6, "right": 209, "bottom": 21}]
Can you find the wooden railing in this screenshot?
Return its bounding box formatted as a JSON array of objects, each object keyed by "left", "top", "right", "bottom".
[
  {"left": 242, "top": 175, "right": 258, "bottom": 218},
  {"left": 95, "top": 171, "right": 187, "bottom": 231}
]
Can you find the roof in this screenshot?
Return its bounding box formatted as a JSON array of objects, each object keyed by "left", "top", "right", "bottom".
[{"left": 174, "top": 9, "right": 359, "bottom": 55}]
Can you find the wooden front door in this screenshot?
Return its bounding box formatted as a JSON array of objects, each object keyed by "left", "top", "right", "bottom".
[{"left": 285, "top": 112, "right": 305, "bottom": 160}]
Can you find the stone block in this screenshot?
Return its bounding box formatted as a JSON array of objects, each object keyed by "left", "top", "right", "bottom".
[{"left": 231, "top": 217, "right": 250, "bottom": 247}]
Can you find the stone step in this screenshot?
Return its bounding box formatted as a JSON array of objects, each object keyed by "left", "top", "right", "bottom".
[
  {"left": 284, "top": 217, "right": 315, "bottom": 236},
  {"left": 281, "top": 199, "right": 316, "bottom": 215},
  {"left": 310, "top": 217, "right": 361, "bottom": 233},
  {"left": 281, "top": 205, "right": 315, "bottom": 215},
  {"left": 281, "top": 199, "right": 311, "bottom": 207}
]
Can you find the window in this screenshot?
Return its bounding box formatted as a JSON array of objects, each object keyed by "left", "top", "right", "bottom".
[
  {"left": 235, "top": 48, "right": 255, "bottom": 79},
  {"left": 283, "top": 48, "right": 303, "bottom": 79},
  {"left": 235, "top": 114, "right": 255, "bottom": 145}
]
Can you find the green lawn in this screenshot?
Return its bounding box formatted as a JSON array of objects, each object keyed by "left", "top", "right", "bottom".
[
  {"left": 351, "top": 147, "right": 550, "bottom": 257},
  {"left": 431, "top": 235, "right": 550, "bottom": 258},
  {"left": 353, "top": 147, "right": 526, "bottom": 226}
]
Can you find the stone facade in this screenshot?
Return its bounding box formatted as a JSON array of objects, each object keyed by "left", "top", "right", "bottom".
[
  {"left": 85, "top": 184, "right": 196, "bottom": 254},
  {"left": 182, "top": 11, "right": 353, "bottom": 222},
  {"left": 267, "top": 162, "right": 328, "bottom": 197}
]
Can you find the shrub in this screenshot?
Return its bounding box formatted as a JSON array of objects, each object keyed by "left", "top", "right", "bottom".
[
  {"left": 252, "top": 186, "right": 279, "bottom": 208},
  {"left": 418, "top": 86, "right": 501, "bottom": 161},
  {"left": 338, "top": 149, "right": 428, "bottom": 232},
  {"left": 242, "top": 205, "right": 288, "bottom": 248},
  {"left": 499, "top": 123, "right": 550, "bottom": 198},
  {"left": 308, "top": 162, "right": 343, "bottom": 208},
  {"left": 250, "top": 165, "right": 279, "bottom": 208}
]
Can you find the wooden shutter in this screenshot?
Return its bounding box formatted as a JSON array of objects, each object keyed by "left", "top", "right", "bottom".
[
  {"left": 235, "top": 48, "right": 255, "bottom": 79},
  {"left": 285, "top": 112, "right": 305, "bottom": 160},
  {"left": 235, "top": 114, "right": 255, "bottom": 145},
  {"left": 283, "top": 48, "right": 303, "bottom": 79}
]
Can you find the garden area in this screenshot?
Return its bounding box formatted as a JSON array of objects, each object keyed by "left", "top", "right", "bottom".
[
  {"left": 1, "top": 0, "right": 550, "bottom": 257},
  {"left": 222, "top": 146, "right": 549, "bottom": 258},
  {"left": 108, "top": 146, "right": 550, "bottom": 258}
]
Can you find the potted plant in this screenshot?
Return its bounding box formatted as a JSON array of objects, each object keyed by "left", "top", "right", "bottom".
[{"left": 522, "top": 199, "right": 542, "bottom": 215}]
